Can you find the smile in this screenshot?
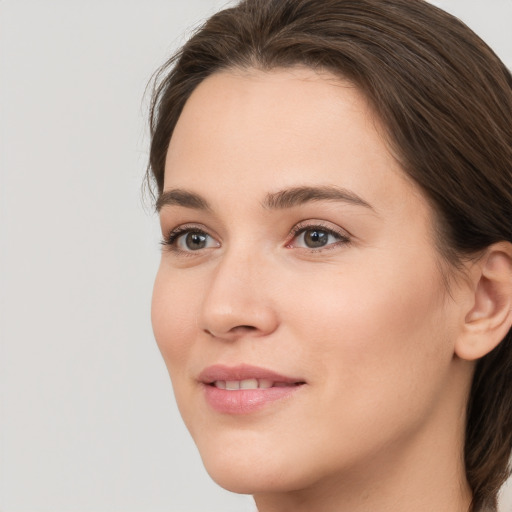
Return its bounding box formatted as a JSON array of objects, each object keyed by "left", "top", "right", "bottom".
[
  {"left": 199, "top": 365, "right": 306, "bottom": 414},
  {"left": 212, "top": 379, "right": 301, "bottom": 390}
]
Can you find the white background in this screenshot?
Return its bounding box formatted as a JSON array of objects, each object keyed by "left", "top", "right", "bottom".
[{"left": 0, "top": 1, "right": 511, "bottom": 511}]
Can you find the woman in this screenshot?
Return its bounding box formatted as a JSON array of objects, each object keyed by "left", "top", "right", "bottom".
[{"left": 147, "top": 1, "right": 512, "bottom": 511}]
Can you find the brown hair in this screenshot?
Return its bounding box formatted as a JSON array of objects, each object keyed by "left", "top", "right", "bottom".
[{"left": 146, "top": 0, "right": 512, "bottom": 510}]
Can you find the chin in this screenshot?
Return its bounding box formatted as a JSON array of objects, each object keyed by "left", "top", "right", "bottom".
[
  {"left": 205, "top": 466, "right": 273, "bottom": 495},
  {"left": 203, "top": 458, "right": 301, "bottom": 495},
  {"left": 198, "top": 443, "right": 275, "bottom": 492},
  {"left": 195, "top": 434, "right": 325, "bottom": 495}
]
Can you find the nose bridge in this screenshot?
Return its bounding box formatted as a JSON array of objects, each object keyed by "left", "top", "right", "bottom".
[{"left": 199, "top": 241, "right": 277, "bottom": 338}]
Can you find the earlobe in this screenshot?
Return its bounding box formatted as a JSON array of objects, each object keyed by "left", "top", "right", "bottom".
[{"left": 455, "top": 242, "right": 512, "bottom": 361}]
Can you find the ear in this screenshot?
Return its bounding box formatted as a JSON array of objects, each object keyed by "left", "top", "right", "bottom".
[{"left": 455, "top": 242, "right": 512, "bottom": 361}]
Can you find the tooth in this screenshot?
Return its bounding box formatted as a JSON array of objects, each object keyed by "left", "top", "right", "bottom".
[
  {"left": 240, "top": 379, "right": 258, "bottom": 389},
  {"left": 214, "top": 381, "right": 226, "bottom": 389},
  {"left": 258, "top": 379, "right": 273, "bottom": 389},
  {"left": 226, "top": 380, "right": 240, "bottom": 390}
]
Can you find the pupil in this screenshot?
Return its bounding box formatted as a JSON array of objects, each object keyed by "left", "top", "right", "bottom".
[
  {"left": 186, "top": 232, "right": 207, "bottom": 250},
  {"left": 304, "top": 229, "right": 328, "bottom": 248}
]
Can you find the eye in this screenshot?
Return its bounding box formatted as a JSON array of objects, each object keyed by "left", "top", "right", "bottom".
[
  {"left": 163, "top": 226, "right": 220, "bottom": 253},
  {"left": 178, "top": 231, "right": 212, "bottom": 251},
  {"left": 287, "top": 223, "right": 350, "bottom": 251}
]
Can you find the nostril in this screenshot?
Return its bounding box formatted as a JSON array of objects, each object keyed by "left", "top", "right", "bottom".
[
  {"left": 204, "top": 325, "right": 258, "bottom": 339},
  {"left": 230, "top": 325, "right": 258, "bottom": 335}
]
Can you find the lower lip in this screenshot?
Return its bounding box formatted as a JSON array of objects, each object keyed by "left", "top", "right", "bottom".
[{"left": 203, "top": 384, "right": 303, "bottom": 414}]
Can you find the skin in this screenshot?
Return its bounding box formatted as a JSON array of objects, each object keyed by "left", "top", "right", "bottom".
[{"left": 152, "top": 67, "right": 476, "bottom": 512}]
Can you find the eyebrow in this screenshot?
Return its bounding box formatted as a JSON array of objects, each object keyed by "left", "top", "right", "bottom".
[
  {"left": 263, "top": 185, "right": 374, "bottom": 210},
  {"left": 156, "top": 185, "right": 373, "bottom": 213},
  {"left": 156, "top": 189, "right": 211, "bottom": 212}
]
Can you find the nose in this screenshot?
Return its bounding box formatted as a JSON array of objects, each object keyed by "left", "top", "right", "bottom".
[{"left": 198, "top": 248, "right": 279, "bottom": 341}]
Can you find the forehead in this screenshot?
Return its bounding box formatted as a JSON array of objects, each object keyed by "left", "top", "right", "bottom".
[
  {"left": 168, "top": 66, "right": 373, "bottom": 146},
  {"left": 163, "top": 66, "right": 424, "bottom": 215}
]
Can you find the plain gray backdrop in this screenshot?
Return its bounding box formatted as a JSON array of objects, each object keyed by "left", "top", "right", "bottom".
[{"left": 0, "top": 1, "right": 511, "bottom": 511}]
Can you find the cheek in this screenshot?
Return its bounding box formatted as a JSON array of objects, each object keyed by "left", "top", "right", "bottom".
[
  {"left": 151, "top": 265, "right": 198, "bottom": 375},
  {"left": 286, "top": 253, "right": 454, "bottom": 422}
]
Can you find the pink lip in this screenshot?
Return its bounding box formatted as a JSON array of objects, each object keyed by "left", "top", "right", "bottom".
[
  {"left": 199, "top": 364, "right": 303, "bottom": 384},
  {"left": 199, "top": 364, "right": 306, "bottom": 415}
]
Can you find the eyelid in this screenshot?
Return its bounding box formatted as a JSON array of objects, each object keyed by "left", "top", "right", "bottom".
[
  {"left": 160, "top": 220, "right": 350, "bottom": 255},
  {"left": 286, "top": 220, "right": 351, "bottom": 250},
  {"left": 161, "top": 223, "right": 220, "bottom": 254}
]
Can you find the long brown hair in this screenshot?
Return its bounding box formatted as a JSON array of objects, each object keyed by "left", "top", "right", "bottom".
[{"left": 147, "top": 1, "right": 512, "bottom": 510}]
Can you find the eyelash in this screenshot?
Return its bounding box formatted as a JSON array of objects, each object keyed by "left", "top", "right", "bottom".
[
  {"left": 161, "top": 224, "right": 215, "bottom": 255},
  {"left": 286, "top": 222, "right": 351, "bottom": 251},
  {"left": 161, "top": 222, "right": 351, "bottom": 255}
]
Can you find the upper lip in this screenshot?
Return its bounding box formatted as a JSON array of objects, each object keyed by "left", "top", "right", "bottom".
[{"left": 198, "top": 364, "right": 305, "bottom": 384}]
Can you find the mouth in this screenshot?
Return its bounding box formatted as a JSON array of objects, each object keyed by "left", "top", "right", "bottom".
[
  {"left": 209, "top": 379, "right": 304, "bottom": 390},
  {"left": 199, "top": 363, "right": 306, "bottom": 388},
  {"left": 198, "top": 364, "right": 306, "bottom": 414}
]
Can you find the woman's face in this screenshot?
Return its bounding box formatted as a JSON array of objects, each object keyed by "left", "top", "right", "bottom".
[{"left": 152, "top": 67, "right": 468, "bottom": 495}]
